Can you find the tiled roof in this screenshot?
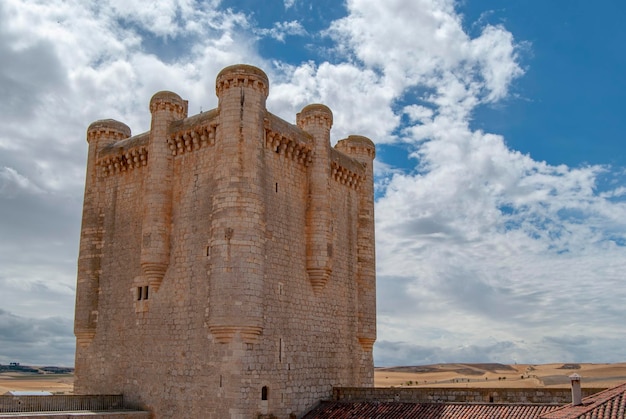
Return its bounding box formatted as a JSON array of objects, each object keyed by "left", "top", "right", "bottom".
[
  {"left": 302, "top": 401, "right": 559, "bottom": 419},
  {"left": 540, "top": 382, "right": 626, "bottom": 419}
]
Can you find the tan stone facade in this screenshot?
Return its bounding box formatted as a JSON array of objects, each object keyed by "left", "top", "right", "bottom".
[{"left": 74, "top": 64, "right": 376, "bottom": 419}]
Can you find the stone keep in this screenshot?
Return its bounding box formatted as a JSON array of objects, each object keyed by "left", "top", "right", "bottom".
[{"left": 74, "top": 64, "right": 376, "bottom": 419}]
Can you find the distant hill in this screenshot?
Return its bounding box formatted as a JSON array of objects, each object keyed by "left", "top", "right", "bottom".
[
  {"left": 0, "top": 363, "right": 74, "bottom": 374},
  {"left": 375, "top": 362, "right": 626, "bottom": 389}
]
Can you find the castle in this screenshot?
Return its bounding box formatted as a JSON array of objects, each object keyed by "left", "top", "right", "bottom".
[{"left": 74, "top": 64, "right": 376, "bottom": 418}]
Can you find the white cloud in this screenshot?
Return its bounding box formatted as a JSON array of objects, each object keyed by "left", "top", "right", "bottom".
[
  {"left": 0, "top": 0, "right": 263, "bottom": 365},
  {"left": 1, "top": 0, "right": 625, "bottom": 368},
  {"left": 256, "top": 20, "right": 307, "bottom": 42},
  {"left": 298, "top": 0, "right": 626, "bottom": 365}
]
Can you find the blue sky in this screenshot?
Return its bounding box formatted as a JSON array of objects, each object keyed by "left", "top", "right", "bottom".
[{"left": 1, "top": 0, "right": 625, "bottom": 367}]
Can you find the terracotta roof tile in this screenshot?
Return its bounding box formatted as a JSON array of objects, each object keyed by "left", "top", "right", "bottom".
[
  {"left": 540, "top": 382, "right": 626, "bottom": 419},
  {"left": 303, "top": 401, "right": 559, "bottom": 419}
]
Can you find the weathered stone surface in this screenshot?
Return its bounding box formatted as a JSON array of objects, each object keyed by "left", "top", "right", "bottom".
[
  {"left": 332, "top": 387, "right": 604, "bottom": 404},
  {"left": 74, "top": 64, "right": 376, "bottom": 419}
]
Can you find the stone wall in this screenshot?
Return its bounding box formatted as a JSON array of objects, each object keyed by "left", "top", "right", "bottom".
[{"left": 333, "top": 387, "right": 604, "bottom": 405}]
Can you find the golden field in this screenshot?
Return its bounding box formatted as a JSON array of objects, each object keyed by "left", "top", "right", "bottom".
[
  {"left": 1, "top": 363, "right": 625, "bottom": 394},
  {"left": 375, "top": 363, "right": 626, "bottom": 389},
  {"left": 0, "top": 372, "right": 73, "bottom": 394}
]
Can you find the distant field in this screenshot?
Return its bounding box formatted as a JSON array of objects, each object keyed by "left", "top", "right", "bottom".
[
  {"left": 2, "top": 363, "right": 625, "bottom": 394},
  {"left": 375, "top": 363, "right": 626, "bottom": 389},
  {"left": 0, "top": 373, "right": 74, "bottom": 394}
]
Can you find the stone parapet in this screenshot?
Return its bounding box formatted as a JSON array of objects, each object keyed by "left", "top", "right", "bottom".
[
  {"left": 0, "top": 395, "right": 125, "bottom": 413},
  {"left": 332, "top": 387, "right": 605, "bottom": 405}
]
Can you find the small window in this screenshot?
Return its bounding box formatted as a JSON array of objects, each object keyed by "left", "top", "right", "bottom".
[
  {"left": 137, "top": 285, "right": 149, "bottom": 301},
  {"left": 261, "top": 386, "right": 268, "bottom": 401}
]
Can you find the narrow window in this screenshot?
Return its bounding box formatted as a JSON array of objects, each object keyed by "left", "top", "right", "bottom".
[
  {"left": 279, "top": 338, "right": 283, "bottom": 363},
  {"left": 275, "top": 182, "right": 278, "bottom": 193},
  {"left": 137, "top": 287, "right": 143, "bottom": 301},
  {"left": 261, "top": 386, "right": 268, "bottom": 401},
  {"left": 144, "top": 285, "right": 149, "bottom": 300},
  {"left": 220, "top": 375, "right": 223, "bottom": 387}
]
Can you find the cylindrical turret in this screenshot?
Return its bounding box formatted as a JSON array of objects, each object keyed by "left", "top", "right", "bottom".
[
  {"left": 208, "top": 64, "right": 269, "bottom": 344},
  {"left": 335, "top": 135, "right": 376, "bottom": 384},
  {"left": 140, "top": 91, "right": 187, "bottom": 292},
  {"left": 297, "top": 104, "right": 333, "bottom": 293},
  {"left": 75, "top": 119, "right": 131, "bottom": 347}
]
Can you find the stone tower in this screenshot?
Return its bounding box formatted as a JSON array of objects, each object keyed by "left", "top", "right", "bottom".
[{"left": 74, "top": 64, "right": 376, "bottom": 419}]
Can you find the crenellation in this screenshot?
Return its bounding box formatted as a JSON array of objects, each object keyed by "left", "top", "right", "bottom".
[
  {"left": 265, "top": 129, "right": 313, "bottom": 166},
  {"left": 167, "top": 126, "right": 217, "bottom": 156},
  {"left": 215, "top": 64, "right": 270, "bottom": 100},
  {"left": 98, "top": 146, "right": 148, "bottom": 176},
  {"left": 296, "top": 104, "right": 334, "bottom": 130},
  {"left": 149, "top": 91, "right": 188, "bottom": 117},
  {"left": 330, "top": 160, "right": 363, "bottom": 189},
  {"left": 87, "top": 119, "right": 131, "bottom": 145}
]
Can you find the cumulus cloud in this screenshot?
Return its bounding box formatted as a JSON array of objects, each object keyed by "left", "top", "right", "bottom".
[
  {"left": 1, "top": 0, "right": 624, "bottom": 367},
  {"left": 0, "top": 0, "right": 263, "bottom": 365},
  {"left": 266, "top": 0, "right": 626, "bottom": 365}
]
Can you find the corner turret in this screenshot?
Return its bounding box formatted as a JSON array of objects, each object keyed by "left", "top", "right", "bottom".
[
  {"left": 208, "top": 64, "right": 268, "bottom": 344},
  {"left": 75, "top": 119, "right": 131, "bottom": 348},
  {"left": 216, "top": 64, "right": 269, "bottom": 110},
  {"left": 336, "top": 135, "right": 376, "bottom": 383},
  {"left": 87, "top": 119, "right": 131, "bottom": 147},
  {"left": 140, "top": 91, "right": 186, "bottom": 293},
  {"left": 297, "top": 104, "right": 334, "bottom": 293}
]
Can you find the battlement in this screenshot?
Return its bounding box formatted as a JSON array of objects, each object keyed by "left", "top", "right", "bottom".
[
  {"left": 97, "top": 133, "right": 149, "bottom": 176},
  {"left": 296, "top": 103, "right": 333, "bottom": 129},
  {"left": 216, "top": 64, "right": 270, "bottom": 99},
  {"left": 336, "top": 135, "right": 376, "bottom": 159},
  {"left": 91, "top": 100, "right": 368, "bottom": 184},
  {"left": 149, "top": 91, "right": 187, "bottom": 117},
  {"left": 167, "top": 110, "right": 219, "bottom": 156},
  {"left": 87, "top": 119, "right": 131, "bottom": 146}
]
